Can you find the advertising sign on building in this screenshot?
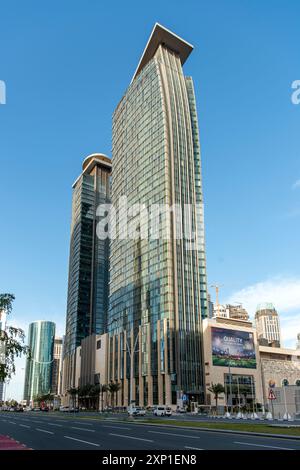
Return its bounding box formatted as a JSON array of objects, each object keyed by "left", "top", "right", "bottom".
[{"left": 211, "top": 327, "right": 256, "bottom": 369}]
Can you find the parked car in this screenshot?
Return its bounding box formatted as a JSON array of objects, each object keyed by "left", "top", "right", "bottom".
[
  {"left": 128, "top": 406, "right": 146, "bottom": 417},
  {"left": 69, "top": 407, "right": 79, "bottom": 413},
  {"left": 153, "top": 406, "right": 169, "bottom": 417},
  {"left": 15, "top": 407, "right": 24, "bottom": 412},
  {"left": 59, "top": 406, "right": 69, "bottom": 412},
  {"left": 165, "top": 407, "right": 172, "bottom": 416},
  {"left": 176, "top": 406, "right": 187, "bottom": 413}
]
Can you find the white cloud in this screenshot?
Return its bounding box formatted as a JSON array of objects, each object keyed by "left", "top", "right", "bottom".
[
  {"left": 225, "top": 276, "right": 300, "bottom": 348},
  {"left": 292, "top": 179, "right": 300, "bottom": 190}
]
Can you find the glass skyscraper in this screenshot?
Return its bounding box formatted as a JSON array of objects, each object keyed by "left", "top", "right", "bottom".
[
  {"left": 23, "top": 321, "right": 55, "bottom": 403},
  {"left": 108, "top": 24, "right": 208, "bottom": 406},
  {"left": 63, "top": 154, "right": 111, "bottom": 391}
]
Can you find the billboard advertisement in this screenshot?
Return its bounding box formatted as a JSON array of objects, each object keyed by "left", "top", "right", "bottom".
[{"left": 211, "top": 327, "right": 256, "bottom": 369}]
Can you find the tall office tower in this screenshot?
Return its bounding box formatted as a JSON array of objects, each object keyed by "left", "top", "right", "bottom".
[
  {"left": 51, "top": 337, "right": 63, "bottom": 396},
  {"left": 255, "top": 303, "right": 282, "bottom": 347},
  {"left": 109, "top": 24, "right": 208, "bottom": 407},
  {"left": 0, "top": 309, "right": 7, "bottom": 402},
  {"left": 23, "top": 321, "right": 55, "bottom": 403},
  {"left": 63, "top": 154, "right": 111, "bottom": 392}
]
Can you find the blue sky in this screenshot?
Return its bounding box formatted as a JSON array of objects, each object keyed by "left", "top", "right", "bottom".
[{"left": 1, "top": 0, "right": 300, "bottom": 399}]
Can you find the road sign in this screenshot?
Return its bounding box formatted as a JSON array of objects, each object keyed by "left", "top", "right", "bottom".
[
  {"left": 268, "top": 389, "right": 276, "bottom": 400},
  {"left": 182, "top": 394, "right": 187, "bottom": 402}
]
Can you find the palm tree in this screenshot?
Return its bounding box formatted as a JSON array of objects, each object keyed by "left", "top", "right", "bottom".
[
  {"left": 108, "top": 382, "right": 121, "bottom": 410},
  {"left": 67, "top": 387, "right": 78, "bottom": 408},
  {"left": 100, "top": 384, "right": 108, "bottom": 412},
  {"left": 207, "top": 383, "right": 225, "bottom": 414},
  {"left": 90, "top": 384, "right": 100, "bottom": 410},
  {"left": 78, "top": 384, "right": 93, "bottom": 409}
]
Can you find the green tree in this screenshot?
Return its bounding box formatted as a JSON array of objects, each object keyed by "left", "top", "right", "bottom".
[
  {"left": 108, "top": 381, "right": 121, "bottom": 410},
  {"left": 100, "top": 384, "right": 108, "bottom": 412},
  {"left": 78, "top": 384, "right": 93, "bottom": 409},
  {"left": 0, "top": 294, "right": 30, "bottom": 382},
  {"left": 90, "top": 384, "right": 100, "bottom": 410},
  {"left": 207, "top": 383, "right": 225, "bottom": 414},
  {"left": 68, "top": 387, "right": 78, "bottom": 408}
]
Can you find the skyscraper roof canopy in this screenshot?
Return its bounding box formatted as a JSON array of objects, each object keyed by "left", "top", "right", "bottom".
[
  {"left": 82, "top": 153, "right": 111, "bottom": 171},
  {"left": 132, "top": 23, "right": 194, "bottom": 83}
]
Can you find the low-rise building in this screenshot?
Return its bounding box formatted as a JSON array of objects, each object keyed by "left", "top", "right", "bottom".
[
  {"left": 203, "top": 317, "right": 264, "bottom": 410},
  {"left": 259, "top": 344, "right": 300, "bottom": 405}
]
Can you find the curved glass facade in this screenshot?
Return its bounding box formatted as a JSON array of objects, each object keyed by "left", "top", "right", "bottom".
[
  {"left": 23, "top": 321, "right": 55, "bottom": 402},
  {"left": 109, "top": 26, "right": 208, "bottom": 406}
]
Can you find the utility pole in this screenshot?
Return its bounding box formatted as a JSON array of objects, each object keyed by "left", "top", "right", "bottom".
[{"left": 210, "top": 284, "right": 224, "bottom": 317}]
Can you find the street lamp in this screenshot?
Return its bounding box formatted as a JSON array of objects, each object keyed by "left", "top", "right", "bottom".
[
  {"left": 108, "top": 317, "right": 140, "bottom": 408},
  {"left": 124, "top": 330, "right": 139, "bottom": 408},
  {"left": 226, "top": 348, "right": 233, "bottom": 416}
]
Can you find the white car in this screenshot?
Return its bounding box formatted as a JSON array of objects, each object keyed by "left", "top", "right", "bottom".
[
  {"left": 59, "top": 406, "right": 70, "bottom": 412},
  {"left": 153, "top": 406, "right": 169, "bottom": 417},
  {"left": 128, "top": 406, "right": 146, "bottom": 416}
]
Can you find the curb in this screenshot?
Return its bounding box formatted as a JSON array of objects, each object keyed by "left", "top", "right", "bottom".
[{"left": 93, "top": 418, "right": 300, "bottom": 441}]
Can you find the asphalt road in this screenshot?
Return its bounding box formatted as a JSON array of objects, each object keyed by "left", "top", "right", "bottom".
[{"left": 0, "top": 412, "right": 299, "bottom": 450}]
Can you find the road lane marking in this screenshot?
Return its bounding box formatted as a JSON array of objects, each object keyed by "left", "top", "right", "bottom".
[
  {"left": 109, "top": 433, "right": 153, "bottom": 443},
  {"left": 73, "top": 422, "right": 93, "bottom": 426},
  {"left": 64, "top": 436, "right": 100, "bottom": 447},
  {"left": 19, "top": 424, "right": 31, "bottom": 429},
  {"left": 36, "top": 428, "right": 54, "bottom": 434},
  {"left": 71, "top": 426, "right": 95, "bottom": 432},
  {"left": 8, "top": 421, "right": 16, "bottom": 424},
  {"left": 102, "top": 426, "right": 131, "bottom": 430},
  {"left": 234, "top": 441, "right": 294, "bottom": 450},
  {"left": 48, "top": 423, "right": 63, "bottom": 427},
  {"left": 148, "top": 431, "right": 200, "bottom": 439},
  {"left": 185, "top": 446, "right": 204, "bottom": 450}
]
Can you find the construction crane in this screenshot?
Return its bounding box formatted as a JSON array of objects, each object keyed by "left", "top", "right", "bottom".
[{"left": 210, "top": 284, "right": 224, "bottom": 317}]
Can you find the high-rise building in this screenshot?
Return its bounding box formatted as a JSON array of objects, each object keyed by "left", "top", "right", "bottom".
[
  {"left": 255, "top": 303, "right": 282, "bottom": 347},
  {"left": 63, "top": 154, "right": 111, "bottom": 392},
  {"left": 23, "top": 321, "right": 56, "bottom": 403},
  {"left": 108, "top": 24, "right": 208, "bottom": 407},
  {"left": 51, "top": 337, "right": 63, "bottom": 396},
  {"left": 0, "top": 308, "right": 7, "bottom": 402},
  {"left": 296, "top": 333, "right": 300, "bottom": 350}
]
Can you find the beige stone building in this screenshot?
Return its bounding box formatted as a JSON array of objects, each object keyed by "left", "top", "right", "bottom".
[
  {"left": 259, "top": 344, "right": 300, "bottom": 404},
  {"left": 203, "top": 317, "right": 264, "bottom": 409}
]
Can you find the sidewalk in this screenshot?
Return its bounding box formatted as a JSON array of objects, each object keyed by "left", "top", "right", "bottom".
[{"left": 0, "top": 435, "right": 31, "bottom": 450}]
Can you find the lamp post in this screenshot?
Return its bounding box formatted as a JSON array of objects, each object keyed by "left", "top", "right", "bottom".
[
  {"left": 124, "top": 329, "right": 139, "bottom": 407},
  {"left": 109, "top": 317, "right": 140, "bottom": 408},
  {"left": 227, "top": 349, "right": 233, "bottom": 415}
]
